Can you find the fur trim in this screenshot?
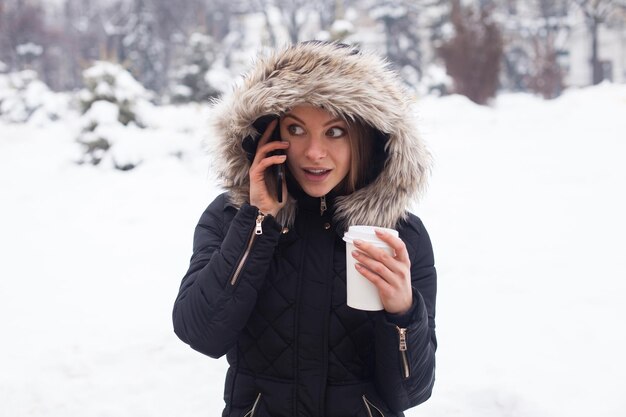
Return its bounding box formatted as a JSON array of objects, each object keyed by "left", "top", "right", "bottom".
[{"left": 209, "top": 42, "right": 431, "bottom": 230}]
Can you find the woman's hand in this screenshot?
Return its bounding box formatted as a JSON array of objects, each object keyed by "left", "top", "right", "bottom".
[
  {"left": 351, "top": 229, "right": 413, "bottom": 314},
  {"left": 249, "top": 119, "right": 289, "bottom": 217}
]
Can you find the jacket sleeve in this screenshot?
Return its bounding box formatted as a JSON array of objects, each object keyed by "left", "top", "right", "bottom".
[
  {"left": 374, "top": 216, "right": 437, "bottom": 412},
  {"left": 172, "top": 194, "right": 282, "bottom": 358}
]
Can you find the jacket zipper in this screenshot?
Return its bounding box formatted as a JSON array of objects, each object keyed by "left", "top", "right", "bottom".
[
  {"left": 397, "top": 326, "right": 410, "bottom": 379},
  {"left": 320, "top": 195, "right": 327, "bottom": 216},
  {"left": 230, "top": 212, "right": 265, "bottom": 286},
  {"left": 244, "top": 392, "right": 262, "bottom": 417},
  {"left": 362, "top": 395, "right": 385, "bottom": 417}
]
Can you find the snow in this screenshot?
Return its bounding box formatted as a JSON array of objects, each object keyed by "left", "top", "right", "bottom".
[
  {"left": 82, "top": 100, "right": 120, "bottom": 127},
  {"left": 418, "top": 64, "right": 453, "bottom": 95},
  {"left": 370, "top": 5, "right": 408, "bottom": 21},
  {"left": 204, "top": 64, "right": 234, "bottom": 95},
  {"left": 1, "top": 84, "right": 625, "bottom": 416},
  {"left": 82, "top": 61, "right": 152, "bottom": 105},
  {"left": 331, "top": 19, "right": 355, "bottom": 35},
  {"left": 0, "top": 70, "right": 68, "bottom": 124},
  {"left": 16, "top": 42, "right": 44, "bottom": 57}
]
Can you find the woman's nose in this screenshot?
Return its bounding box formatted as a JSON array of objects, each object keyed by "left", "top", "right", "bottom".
[{"left": 304, "top": 137, "right": 327, "bottom": 160}]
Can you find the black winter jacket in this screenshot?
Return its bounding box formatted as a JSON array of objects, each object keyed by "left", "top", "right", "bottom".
[
  {"left": 173, "top": 192, "right": 436, "bottom": 417},
  {"left": 173, "top": 42, "right": 437, "bottom": 417}
]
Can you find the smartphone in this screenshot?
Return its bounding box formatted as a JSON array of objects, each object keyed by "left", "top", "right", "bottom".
[{"left": 247, "top": 115, "right": 284, "bottom": 203}]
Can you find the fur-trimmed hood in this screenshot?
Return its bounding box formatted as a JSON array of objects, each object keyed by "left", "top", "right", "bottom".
[{"left": 210, "top": 42, "right": 431, "bottom": 231}]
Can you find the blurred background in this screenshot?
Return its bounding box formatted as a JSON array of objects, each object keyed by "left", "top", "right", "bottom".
[
  {"left": 1, "top": 1, "right": 626, "bottom": 417},
  {"left": 1, "top": 0, "right": 626, "bottom": 111}
]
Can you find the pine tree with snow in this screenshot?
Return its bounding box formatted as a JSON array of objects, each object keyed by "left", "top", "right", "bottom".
[
  {"left": 76, "top": 61, "right": 152, "bottom": 168},
  {"left": 0, "top": 69, "right": 65, "bottom": 124},
  {"left": 169, "top": 33, "right": 222, "bottom": 103},
  {"left": 78, "top": 61, "right": 151, "bottom": 126},
  {"left": 367, "top": 0, "right": 448, "bottom": 90},
  {"left": 121, "top": 0, "right": 166, "bottom": 92}
]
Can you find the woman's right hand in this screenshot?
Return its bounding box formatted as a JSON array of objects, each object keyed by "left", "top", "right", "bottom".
[{"left": 249, "top": 119, "right": 289, "bottom": 217}]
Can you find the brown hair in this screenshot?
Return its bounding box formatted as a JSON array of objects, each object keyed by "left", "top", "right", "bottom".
[{"left": 336, "top": 118, "right": 375, "bottom": 195}]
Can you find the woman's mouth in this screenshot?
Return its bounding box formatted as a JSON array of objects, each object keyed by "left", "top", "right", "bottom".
[{"left": 302, "top": 168, "right": 331, "bottom": 182}]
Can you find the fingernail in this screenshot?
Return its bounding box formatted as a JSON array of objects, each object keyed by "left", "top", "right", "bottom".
[
  {"left": 352, "top": 250, "right": 360, "bottom": 258},
  {"left": 354, "top": 239, "right": 362, "bottom": 246},
  {"left": 375, "top": 229, "right": 386, "bottom": 235}
]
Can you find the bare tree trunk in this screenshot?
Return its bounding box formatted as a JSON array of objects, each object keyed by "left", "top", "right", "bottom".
[
  {"left": 288, "top": 9, "right": 298, "bottom": 43},
  {"left": 384, "top": 18, "right": 394, "bottom": 60},
  {"left": 261, "top": 9, "right": 278, "bottom": 47},
  {"left": 590, "top": 16, "right": 602, "bottom": 84},
  {"left": 573, "top": 0, "right": 626, "bottom": 85}
]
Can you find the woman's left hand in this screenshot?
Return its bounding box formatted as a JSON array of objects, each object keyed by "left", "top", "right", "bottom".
[{"left": 352, "top": 229, "right": 413, "bottom": 314}]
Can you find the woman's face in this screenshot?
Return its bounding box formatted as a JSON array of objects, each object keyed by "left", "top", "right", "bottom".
[{"left": 280, "top": 105, "right": 352, "bottom": 198}]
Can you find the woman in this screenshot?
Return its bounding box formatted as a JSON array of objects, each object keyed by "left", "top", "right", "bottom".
[{"left": 173, "top": 42, "right": 436, "bottom": 417}]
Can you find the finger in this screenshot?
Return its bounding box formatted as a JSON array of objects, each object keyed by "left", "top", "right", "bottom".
[
  {"left": 353, "top": 239, "right": 398, "bottom": 267},
  {"left": 254, "top": 140, "right": 290, "bottom": 162},
  {"left": 374, "top": 230, "right": 410, "bottom": 263},
  {"left": 257, "top": 119, "right": 278, "bottom": 146},
  {"left": 352, "top": 249, "right": 394, "bottom": 283},
  {"left": 353, "top": 239, "right": 407, "bottom": 277},
  {"left": 250, "top": 154, "right": 287, "bottom": 179},
  {"left": 354, "top": 262, "right": 392, "bottom": 292}
]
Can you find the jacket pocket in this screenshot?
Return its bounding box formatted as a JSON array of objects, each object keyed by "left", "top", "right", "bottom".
[
  {"left": 362, "top": 395, "right": 385, "bottom": 417},
  {"left": 243, "top": 392, "right": 262, "bottom": 417}
]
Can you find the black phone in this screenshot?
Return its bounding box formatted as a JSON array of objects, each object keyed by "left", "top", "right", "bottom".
[
  {"left": 247, "top": 115, "right": 284, "bottom": 203},
  {"left": 268, "top": 120, "right": 285, "bottom": 203}
]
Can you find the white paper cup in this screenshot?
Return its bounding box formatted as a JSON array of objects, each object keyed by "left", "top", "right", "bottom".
[{"left": 343, "top": 225, "right": 399, "bottom": 311}]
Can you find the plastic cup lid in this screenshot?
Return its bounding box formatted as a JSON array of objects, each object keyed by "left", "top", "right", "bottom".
[{"left": 342, "top": 225, "right": 398, "bottom": 245}]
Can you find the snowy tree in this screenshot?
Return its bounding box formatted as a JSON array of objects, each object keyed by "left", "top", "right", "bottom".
[
  {"left": 76, "top": 61, "right": 153, "bottom": 167},
  {"left": 75, "top": 100, "right": 118, "bottom": 166},
  {"left": 250, "top": 0, "right": 342, "bottom": 45},
  {"left": 499, "top": 0, "right": 572, "bottom": 98},
  {"left": 363, "top": 0, "right": 449, "bottom": 89},
  {"left": 94, "top": 0, "right": 247, "bottom": 95},
  {"left": 120, "top": 0, "right": 166, "bottom": 92},
  {"left": 276, "top": 0, "right": 320, "bottom": 43},
  {"left": 0, "top": 69, "right": 66, "bottom": 123},
  {"left": 370, "top": 1, "right": 420, "bottom": 69},
  {"left": 0, "top": 0, "right": 47, "bottom": 73},
  {"left": 327, "top": 18, "right": 356, "bottom": 41},
  {"left": 368, "top": 1, "right": 419, "bottom": 75},
  {"left": 438, "top": 0, "right": 504, "bottom": 104},
  {"left": 149, "top": 0, "right": 195, "bottom": 90},
  {"left": 16, "top": 42, "right": 43, "bottom": 68},
  {"left": 51, "top": 0, "right": 108, "bottom": 91},
  {"left": 168, "top": 33, "right": 222, "bottom": 103},
  {"left": 78, "top": 61, "right": 151, "bottom": 125},
  {"left": 572, "top": 0, "right": 626, "bottom": 84}
]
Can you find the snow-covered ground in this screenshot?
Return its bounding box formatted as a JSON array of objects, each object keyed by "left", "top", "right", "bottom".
[{"left": 1, "top": 84, "right": 625, "bottom": 416}]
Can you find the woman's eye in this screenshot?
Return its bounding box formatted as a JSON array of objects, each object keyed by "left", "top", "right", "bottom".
[
  {"left": 287, "top": 125, "right": 305, "bottom": 135},
  {"left": 327, "top": 127, "right": 346, "bottom": 138}
]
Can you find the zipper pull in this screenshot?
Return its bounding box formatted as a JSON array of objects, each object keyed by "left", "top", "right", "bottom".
[
  {"left": 255, "top": 213, "right": 265, "bottom": 235},
  {"left": 397, "top": 326, "right": 411, "bottom": 379},
  {"left": 320, "top": 195, "right": 327, "bottom": 216},
  {"left": 397, "top": 326, "right": 408, "bottom": 351}
]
